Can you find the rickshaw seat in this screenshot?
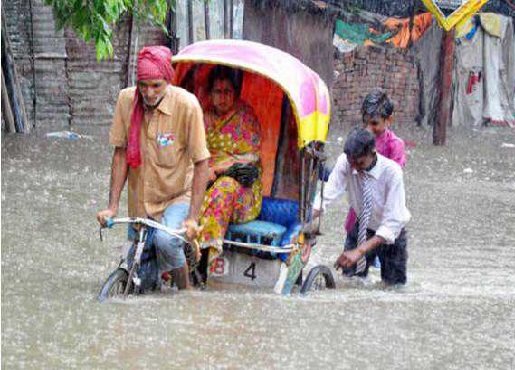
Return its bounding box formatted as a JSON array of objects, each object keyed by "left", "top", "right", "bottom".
[
  {"left": 226, "top": 197, "right": 300, "bottom": 249},
  {"left": 226, "top": 220, "right": 286, "bottom": 246}
]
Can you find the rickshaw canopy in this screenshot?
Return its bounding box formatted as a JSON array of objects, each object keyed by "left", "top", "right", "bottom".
[{"left": 173, "top": 39, "right": 330, "bottom": 148}]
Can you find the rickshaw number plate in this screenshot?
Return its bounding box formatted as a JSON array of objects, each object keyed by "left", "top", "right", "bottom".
[{"left": 209, "top": 256, "right": 230, "bottom": 277}]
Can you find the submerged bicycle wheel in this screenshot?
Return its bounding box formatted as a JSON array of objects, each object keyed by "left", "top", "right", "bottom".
[
  {"left": 300, "top": 265, "right": 336, "bottom": 295},
  {"left": 98, "top": 268, "right": 132, "bottom": 302}
]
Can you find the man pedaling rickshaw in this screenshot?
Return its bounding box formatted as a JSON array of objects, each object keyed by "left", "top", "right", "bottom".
[{"left": 96, "top": 46, "right": 210, "bottom": 290}]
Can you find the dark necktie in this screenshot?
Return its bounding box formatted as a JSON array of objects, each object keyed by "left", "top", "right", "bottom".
[{"left": 356, "top": 172, "right": 372, "bottom": 274}]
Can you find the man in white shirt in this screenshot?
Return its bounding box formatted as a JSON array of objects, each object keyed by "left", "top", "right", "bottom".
[{"left": 313, "top": 128, "right": 411, "bottom": 285}]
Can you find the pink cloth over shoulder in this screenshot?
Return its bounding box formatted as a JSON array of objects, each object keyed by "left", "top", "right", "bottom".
[{"left": 344, "top": 128, "right": 407, "bottom": 233}]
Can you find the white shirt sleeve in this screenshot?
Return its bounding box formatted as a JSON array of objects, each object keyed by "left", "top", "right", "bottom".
[
  {"left": 313, "top": 153, "right": 348, "bottom": 212},
  {"left": 375, "top": 167, "right": 411, "bottom": 244}
]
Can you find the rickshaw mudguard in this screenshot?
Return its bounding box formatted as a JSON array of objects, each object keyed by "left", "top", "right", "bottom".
[
  {"left": 274, "top": 252, "right": 303, "bottom": 295},
  {"left": 274, "top": 241, "right": 312, "bottom": 295}
]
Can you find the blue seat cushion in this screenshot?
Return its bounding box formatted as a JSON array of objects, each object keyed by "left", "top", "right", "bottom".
[
  {"left": 258, "top": 197, "right": 299, "bottom": 229},
  {"left": 227, "top": 220, "right": 287, "bottom": 246}
]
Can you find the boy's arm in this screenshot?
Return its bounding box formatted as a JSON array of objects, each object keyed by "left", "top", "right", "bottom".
[
  {"left": 313, "top": 154, "right": 348, "bottom": 216},
  {"left": 336, "top": 235, "right": 386, "bottom": 268},
  {"left": 375, "top": 167, "right": 410, "bottom": 244}
]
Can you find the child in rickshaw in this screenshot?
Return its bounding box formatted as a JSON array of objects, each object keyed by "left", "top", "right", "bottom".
[{"left": 197, "top": 66, "right": 263, "bottom": 275}]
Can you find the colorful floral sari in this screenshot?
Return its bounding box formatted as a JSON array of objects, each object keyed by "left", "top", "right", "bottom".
[{"left": 198, "top": 100, "right": 262, "bottom": 265}]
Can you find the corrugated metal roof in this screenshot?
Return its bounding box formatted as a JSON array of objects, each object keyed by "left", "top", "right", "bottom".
[{"left": 434, "top": 0, "right": 462, "bottom": 10}]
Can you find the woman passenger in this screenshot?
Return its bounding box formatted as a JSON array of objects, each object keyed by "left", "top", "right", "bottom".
[{"left": 197, "top": 66, "right": 262, "bottom": 272}]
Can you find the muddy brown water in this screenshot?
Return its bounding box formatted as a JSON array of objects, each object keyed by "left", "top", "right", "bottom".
[{"left": 2, "top": 125, "right": 514, "bottom": 369}]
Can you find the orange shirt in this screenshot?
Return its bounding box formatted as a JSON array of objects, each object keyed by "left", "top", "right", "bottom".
[{"left": 109, "top": 85, "right": 210, "bottom": 219}]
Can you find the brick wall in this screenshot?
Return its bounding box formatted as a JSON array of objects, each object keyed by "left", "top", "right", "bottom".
[
  {"left": 3, "top": 0, "right": 167, "bottom": 129},
  {"left": 332, "top": 45, "right": 420, "bottom": 131},
  {"left": 243, "top": 0, "right": 336, "bottom": 89},
  {"left": 65, "top": 18, "right": 167, "bottom": 126},
  {"left": 65, "top": 24, "right": 127, "bottom": 127}
]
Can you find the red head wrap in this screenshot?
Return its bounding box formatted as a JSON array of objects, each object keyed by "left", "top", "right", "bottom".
[{"left": 127, "top": 46, "right": 174, "bottom": 168}]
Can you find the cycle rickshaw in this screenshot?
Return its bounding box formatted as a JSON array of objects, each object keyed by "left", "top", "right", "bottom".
[{"left": 99, "top": 40, "right": 335, "bottom": 301}]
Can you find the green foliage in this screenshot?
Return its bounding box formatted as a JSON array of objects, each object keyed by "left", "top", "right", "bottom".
[{"left": 44, "top": 0, "right": 176, "bottom": 60}]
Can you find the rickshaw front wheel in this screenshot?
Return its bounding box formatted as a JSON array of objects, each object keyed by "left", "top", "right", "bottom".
[
  {"left": 98, "top": 268, "right": 133, "bottom": 302},
  {"left": 300, "top": 265, "right": 336, "bottom": 295}
]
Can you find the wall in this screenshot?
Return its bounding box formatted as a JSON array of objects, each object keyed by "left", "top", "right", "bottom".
[
  {"left": 65, "top": 19, "right": 167, "bottom": 126},
  {"left": 3, "top": 0, "right": 167, "bottom": 129},
  {"left": 2, "top": 0, "right": 61, "bottom": 128},
  {"left": 3, "top": 0, "right": 237, "bottom": 130},
  {"left": 243, "top": 0, "right": 336, "bottom": 87},
  {"left": 332, "top": 45, "right": 420, "bottom": 131},
  {"left": 31, "top": 0, "right": 70, "bottom": 128},
  {"left": 3, "top": 0, "right": 428, "bottom": 132}
]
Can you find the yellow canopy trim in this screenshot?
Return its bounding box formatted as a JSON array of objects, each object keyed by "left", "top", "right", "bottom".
[
  {"left": 421, "top": 0, "right": 489, "bottom": 31},
  {"left": 298, "top": 111, "right": 329, "bottom": 147}
]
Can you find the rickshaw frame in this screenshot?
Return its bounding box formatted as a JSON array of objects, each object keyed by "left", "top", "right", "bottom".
[
  {"left": 98, "top": 40, "right": 336, "bottom": 301},
  {"left": 174, "top": 39, "right": 335, "bottom": 294}
]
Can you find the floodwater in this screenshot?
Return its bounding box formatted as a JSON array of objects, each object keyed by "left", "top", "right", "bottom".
[{"left": 2, "top": 124, "right": 515, "bottom": 369}]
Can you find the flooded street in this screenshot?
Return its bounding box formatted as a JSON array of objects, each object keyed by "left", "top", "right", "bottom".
[{"left": 2, "top": 124, "right": 515, "bottom": 369}]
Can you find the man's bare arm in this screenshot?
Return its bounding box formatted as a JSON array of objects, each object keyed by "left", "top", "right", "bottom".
[
  {"left": 188, "top": 159, "right": 209, "bottom": 221},
  {"left": 336, "top": 235, "right": 386, "bottom": 268},
  {"left": 183, "top": 159, "right": 209, "bottom": 239},
  {"left": 97, "top": 147, "right": 129, "bottom": 225}
]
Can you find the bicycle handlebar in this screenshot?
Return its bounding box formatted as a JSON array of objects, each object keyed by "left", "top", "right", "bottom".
[{"left": 105, "top": 217, "right": 188, "bottom": 244}]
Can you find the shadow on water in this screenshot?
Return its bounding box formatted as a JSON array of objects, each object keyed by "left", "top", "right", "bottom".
[{"left": 2, "top": 125, "right": 515, "bottom": 369}]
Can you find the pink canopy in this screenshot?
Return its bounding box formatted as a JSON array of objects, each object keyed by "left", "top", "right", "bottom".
[{"left": 173, "top": 39, "right": 330, "bottom": 147}]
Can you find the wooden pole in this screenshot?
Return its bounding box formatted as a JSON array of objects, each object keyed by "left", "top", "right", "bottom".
[
  {"left": 407, "top": 0, "right": 415, "bottom": 48},
  {"left": 187, "top": 0, "right": 194, "bottom": 45},
  {"left": 229, "top": 0, "right": 234, "bottom": 38},
  {"left": 1, "top": 17, "right": 29, "bottom": 133},
  {"left": 168, "top": 2, "right": 179, "bottom": 54},
  {"left": 434, "top": 28, "right": 454, "bottom": 145},
  {"left": 29, "top": 0, "right": 37, "bottom": 128},
  {"left": 204, "top": 0, "right": 211, "bottom": 39},
  {"left": 125, "top": 14, "right": 133, "bottom": 88},
  {"left": 224, "top": 0, "right": 230, "bottom": 39},
  {"left": 1, "top": 69, "right": 16, "bottom": 132}
]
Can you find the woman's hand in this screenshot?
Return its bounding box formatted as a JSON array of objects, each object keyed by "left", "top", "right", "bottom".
[
  {"left": 212, "top": 160, "right": 235, "bottom": 176},
  {"left": 210, "top": 158, "right": 256, "bottom": 180}
]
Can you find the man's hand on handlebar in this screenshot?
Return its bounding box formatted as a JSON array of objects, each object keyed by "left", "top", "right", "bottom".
[
  {"left": 97, "top": 208, "right": 117, "bottom": 227},
  {"left": 183, "top": 218, "right": 201, "bottom": 241}
]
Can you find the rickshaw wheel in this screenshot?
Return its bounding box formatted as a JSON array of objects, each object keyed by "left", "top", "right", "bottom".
[
  {"left": 300, "top": 265, "right": 336, "bottom": 295},
  {"left": 98, "top": 268, "right": 133, "bottom": 302}
]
